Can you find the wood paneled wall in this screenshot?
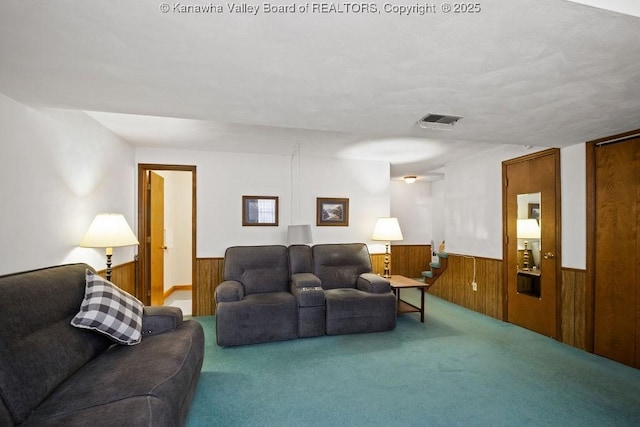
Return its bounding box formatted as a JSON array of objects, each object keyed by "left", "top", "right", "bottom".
[
  {"left": 195, "top": 257, "right": 224, "bottom": 316},
  {"left": 422, "top": 253, "right": 588, "bottom": 351},
  {"left": 561, "top": 268, "right": 588, "bottom": 350},
  {"left": 427, "top": 254, "right": 504, "bottom": 320},
  {"left": 390, "top": 245, "right": 432, "bottom": 278},
  {"left": 370, "top": 245, "right": 432, "bottom": 278},
  {"left": 100, "top": 259, "right": 225, "bottom": 317},
  {"left": 97, "top": 261, "right": 136, "bottom": 297},
  {"left": 105, "top": 247, "right": 588, "bottom": 351},
  {"left": 371, "top": 253, "right": 385, "bottom": 276}
]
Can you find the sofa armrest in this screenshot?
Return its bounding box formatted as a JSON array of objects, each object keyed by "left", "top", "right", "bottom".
[
  {"left": 357, "top": 273, "right": 391, "bottom": 293},
  {"left": 142, "top": 306, "right": 183, "bottom": 337},
  {"left": 291, "top": 272, "right": 321, "bottom": 289},
  {"left": 215, "top": 280, "right": 245, "bottom": 303}
]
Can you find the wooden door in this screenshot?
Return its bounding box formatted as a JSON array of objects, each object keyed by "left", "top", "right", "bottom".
[
  {"left": 150, "top": 171, "right": 165, "bottom": 306},
  {"left": 503, "top": 149, "right": 561, "bottom": 338},
  {"left": 593, "top": 137, "right": 640, "bottom": 367}
]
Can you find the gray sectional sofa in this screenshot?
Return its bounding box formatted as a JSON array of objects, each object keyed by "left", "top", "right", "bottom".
[
  {"left": 0, "top": 263, "right": 204, "bottom": 427},
  {"left": 215, "top": 243, "right": 396, "bottom": 346}
]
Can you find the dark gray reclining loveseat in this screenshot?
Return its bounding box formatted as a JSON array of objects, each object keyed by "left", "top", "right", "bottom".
[
  {"left": 0, "top": 263, "right": 204, "bottom": 426},
  {"left": 215, "top": 243, "right": 396, "bottom": 346}
]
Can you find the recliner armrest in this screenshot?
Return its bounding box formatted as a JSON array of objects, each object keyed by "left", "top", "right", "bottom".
[
  {"left": 215, "top": 280, "right": 245, "bottom": 303},
  {"left": 291, "top": 273, "right": 324, "bottom": 307},
  {"left": 142, "top": 306, "right": 183, "bottom": 337},
  {"left": 291, "top": 272, "right": 321, "bottom": 289},
  {"left": 357, "top": 273, "right": 391, "bottom": 293}
]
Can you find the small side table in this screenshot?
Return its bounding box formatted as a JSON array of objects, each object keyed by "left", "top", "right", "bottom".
[{"left": 388, "top": 275, "right": 429, "bottom": 322}]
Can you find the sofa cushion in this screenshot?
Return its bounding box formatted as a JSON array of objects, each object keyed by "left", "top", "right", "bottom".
[
  {"left": 223, "top": 245, "right": 290, "bottom": 294},
  {"left": 312, "top": 243, "right": 372, "bottom": 289},
  {"left": 71, "top": 270, "right": 143, "bottom": 345},
  {"left": 288, "top": 244, "right": 313, "bottom": 274},
  {"left": 216, "top": 292, "right": 298, "bottom": 346},
  {"left": 0, "top": 264, "right": 112, "bottom": 425},
  {"left": 21, "top": 321, "right": 204, "bottom": 427}
]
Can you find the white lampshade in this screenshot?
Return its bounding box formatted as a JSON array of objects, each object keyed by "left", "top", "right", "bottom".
[
  {"left": 404, "top": 175, "right": 417, "bottom": 184},
  {"left": 287, "top": 224, "right": 313, "bottom": 245},
  {"left": 80, "top": 213, "right": 139, "bottom": 249},
  {"left": 371, "top": 217, "right": 404, "bottom": 242},
  {"left": 517, "top": 218, "right": 540, "bottom": 239}
]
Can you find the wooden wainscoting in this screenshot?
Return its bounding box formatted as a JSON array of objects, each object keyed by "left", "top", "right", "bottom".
[
  {"left": 428, "top": 254, "right": 504, "bottom": 320},
  {"left": 97, "top": 260, "right": 137, "bottom": 297},
  {"left": 370, "top": 245, "right": 432, "bottom": 278},
  {"left": 390, "top": 245, "right": 432, "bottom": 278},
  {"left": 97, "top": 258, "right": 222, "bottom": 317},
  {"left": 561, "top": 268, "right": 588, "bottom": 350},
  {"left": 98, "top": 255, "right": 588, "bottom": 351},
  {"left": 427, "top": 255, "right": 588, "bottom": 351},
  {"left": 195, "top": 257, "right": 224, "bottom": 316},
  {"left": 371, "top": 253, "right": 385, "bottom": 276}
]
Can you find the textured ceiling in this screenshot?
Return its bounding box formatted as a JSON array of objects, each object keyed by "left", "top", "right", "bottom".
[{"left": 1, "top": 0, "right": 639, "bottom": 179}]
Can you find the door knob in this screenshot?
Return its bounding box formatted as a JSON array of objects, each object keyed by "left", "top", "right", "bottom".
[{"left": 543, "top": 252, "right": 555, "bottom": 259}]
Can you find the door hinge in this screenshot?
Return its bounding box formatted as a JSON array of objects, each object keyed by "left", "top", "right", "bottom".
[
  {"left": 147, "top": 183, "right": 151, "bottom": 191},
  {"left": 146, "top": 236, "right": 151, "bottom": 244},
  {"left": 504, "top": 178, "right": 508, "bottom": 187}
]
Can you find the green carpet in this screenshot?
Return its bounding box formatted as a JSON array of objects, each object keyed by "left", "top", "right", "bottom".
[{"left": 187, "top": 291, "right": 640, "bottom": 426}]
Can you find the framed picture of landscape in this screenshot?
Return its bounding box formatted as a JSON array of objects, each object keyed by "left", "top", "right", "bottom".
[{"left": 316, "top": 197, "right": 349, "bottom": 226}]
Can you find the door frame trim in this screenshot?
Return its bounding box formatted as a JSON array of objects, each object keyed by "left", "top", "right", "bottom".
[
  {"left": 502, "top": 148, "right": 562, "bottom": 338},
  {"left": 137, "top": 164, "right": 197, "bottom": 314}
]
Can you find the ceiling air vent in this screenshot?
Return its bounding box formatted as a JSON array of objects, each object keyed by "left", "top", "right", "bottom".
[{"left": 418, "top": 113, "right": 463, "bottom": 130}]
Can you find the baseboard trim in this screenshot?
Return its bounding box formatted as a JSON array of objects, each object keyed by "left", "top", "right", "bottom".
[{"left": 164, "top": 284, "right": 193, "bottom": 300}]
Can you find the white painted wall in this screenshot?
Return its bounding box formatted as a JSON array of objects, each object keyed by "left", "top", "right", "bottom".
[
  {"left": 390, "top": 179, "right": 432, "bottom": 245},
  {"left": 431, "top": 179, "right": 445, "bottom": 258},
  {"left": 431, "top": 144, "right": 587, "bottom": 268},
  {"left": 156, "top": 170, "right": 192, "bottom": 290},
  {"left": 135, "top": 148, "right": 390, "bottom": 257},
  {"left": 0, "top": 91, "right": 588, "bottom": 274},
  {"left": 0, "top": 94, "right": 136, "bottom": 275},
  {"left": 561, "top": 143, "right": 586, "bottom": 269},
  {"left": 441, "top": 145, "right": 540, "bottom": 259}
]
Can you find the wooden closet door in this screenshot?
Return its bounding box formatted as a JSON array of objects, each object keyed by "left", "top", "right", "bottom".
[{"left": 593, "top": 137, "right": 640, "bottom": 368}]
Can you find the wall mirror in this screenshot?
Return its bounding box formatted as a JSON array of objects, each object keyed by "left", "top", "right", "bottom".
[
  {"left": 242, "top": 196, "right": 279, "bottom": 226},
  {"left": 516, "top": 192, "right": 541, "bottom": 297}
]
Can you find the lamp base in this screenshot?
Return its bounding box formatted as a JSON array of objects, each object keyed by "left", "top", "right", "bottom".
[
  {"left": 383, "top": 243, "right": 391, "bottom": 278},
  {"left": 105, "top": 253, "right": 113, "bottom": 282}
]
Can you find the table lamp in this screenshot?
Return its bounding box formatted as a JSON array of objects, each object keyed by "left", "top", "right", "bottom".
[
  {"left": 287, "top": 224, "right": 313, "bottom": 245},
  {"left": 80, "top": 213, "right": 139, "bottom": 281},
  {"left": 517, "top": 218, "right": 540, "bottom": 270},
  {"left": 372, "top": 217, "right": 404, "bottom": 278}
]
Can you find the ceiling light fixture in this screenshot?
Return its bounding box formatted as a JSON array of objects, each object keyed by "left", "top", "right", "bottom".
[{"left": 404, "top": 175, "right": 417, "bottom": 184}]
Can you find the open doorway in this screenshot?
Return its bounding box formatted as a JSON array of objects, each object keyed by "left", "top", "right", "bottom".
[{"left": 138, "top": 164, "right": 197, "bottom": 316}]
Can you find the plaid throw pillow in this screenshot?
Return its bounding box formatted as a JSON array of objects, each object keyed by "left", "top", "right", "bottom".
[{"left": 71, "top": 270, "right": 144, "bottom": 345}]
